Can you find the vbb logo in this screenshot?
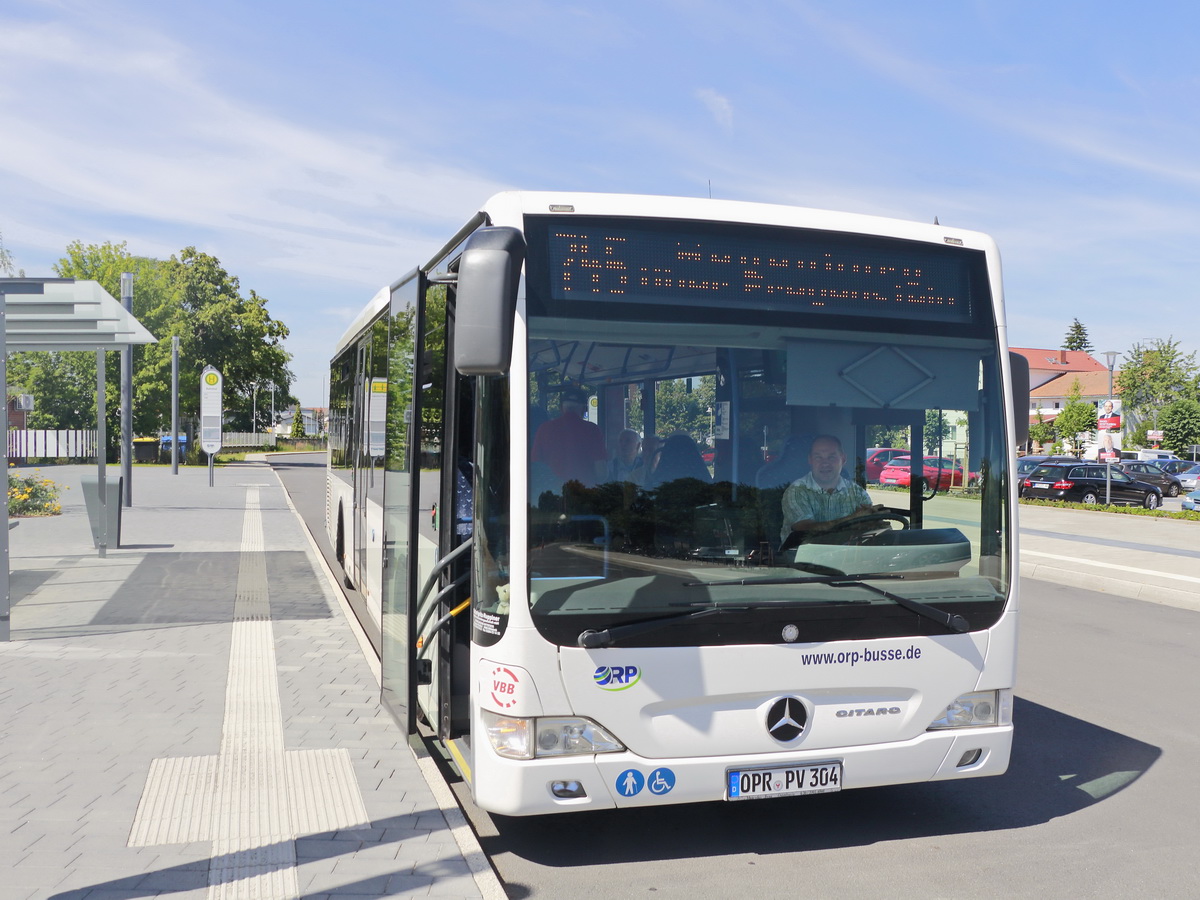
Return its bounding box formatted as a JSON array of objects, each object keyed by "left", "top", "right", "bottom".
[{"left": 593, "top": 665, "right": 641, "bottom": 691}]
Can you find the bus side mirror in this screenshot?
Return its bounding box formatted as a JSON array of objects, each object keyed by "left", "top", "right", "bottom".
[
  {"left": 454, "top": 226, "right": 526, "bottom": 376},
  {"left": 1009, "top": 351, "right": 1029, "bottom": 447}
]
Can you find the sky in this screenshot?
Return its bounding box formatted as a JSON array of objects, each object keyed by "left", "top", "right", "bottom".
[{"left": 3, "top": 0, "right": 1200, "bottom": 407}]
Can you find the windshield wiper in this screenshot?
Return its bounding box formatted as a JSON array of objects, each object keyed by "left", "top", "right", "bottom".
[
  {"left": 689, "top": 573, "right": 970, "bottom": 634},
  {"left": 577, "top": 606, "right": 744, "bottom": 649}
]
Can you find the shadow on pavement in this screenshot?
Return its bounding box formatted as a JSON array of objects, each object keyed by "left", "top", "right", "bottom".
[
  {"left": 10, "top": 550, "right": 335, "bottom": 636},
  {"left": 473, "top": 697, "right": 1160, "bottom": 867},
  {"left": 46, "top": 811, "right": 475, "bottom": 899}
]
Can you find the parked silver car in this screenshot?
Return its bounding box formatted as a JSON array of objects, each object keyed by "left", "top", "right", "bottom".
[
  {"left": 1117, "top": 460, "right": 1183, "bottom": 497},
  {"left": 1174, "top": 464, "right": 1200, "bottom": 493}
]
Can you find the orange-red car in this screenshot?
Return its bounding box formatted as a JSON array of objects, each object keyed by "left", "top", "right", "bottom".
[{"left": 878, "top": 455, "right": 977, "bottom": 490}]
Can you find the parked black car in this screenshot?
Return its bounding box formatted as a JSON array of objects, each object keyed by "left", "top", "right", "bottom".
[
  {"left": 1022, "top": 463, "right": 1163, "bottom": 508},
  {"left": 1015, "top": 456, "right": 1082, "bottom": 496},
  {"left": 1116, "top": 460, "right": 1183, "bottom": 497}
]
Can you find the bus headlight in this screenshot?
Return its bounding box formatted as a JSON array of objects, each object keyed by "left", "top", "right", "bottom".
[
  {"left": 926, "top": 690, "right": 1012, "bottom": 730},
  {"left": 482, "top": 710, "right": 625, "bottom": 759}
]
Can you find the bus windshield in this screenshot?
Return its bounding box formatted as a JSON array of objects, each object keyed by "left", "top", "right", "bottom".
[{"left": 519, "top": 215, "right": 1011, "bottom": 648}]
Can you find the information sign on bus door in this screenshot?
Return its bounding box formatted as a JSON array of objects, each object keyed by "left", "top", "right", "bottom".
[{"left": 200, "top": 366, "right": 223, "bottom": 454}]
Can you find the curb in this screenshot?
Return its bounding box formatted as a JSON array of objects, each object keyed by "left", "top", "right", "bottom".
[{"left": 1020, "top": 558, "right": 1200, "bottom": 614}]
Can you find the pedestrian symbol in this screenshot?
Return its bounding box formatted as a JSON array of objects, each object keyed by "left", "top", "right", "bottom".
[{"left": 616, "top": 769, "right": 644, "bottom": 797}]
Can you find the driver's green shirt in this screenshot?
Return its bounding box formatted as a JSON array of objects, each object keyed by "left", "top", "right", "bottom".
[{"left": 781, "top": 473, "right": 872, "bottom": 541}]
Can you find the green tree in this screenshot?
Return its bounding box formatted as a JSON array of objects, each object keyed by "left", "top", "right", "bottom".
[
  {"left": 1054, "top": 379, "right": 1099, "bottom": 453},
  {"left": 0, "top": 229, "right": 23, "bottom": 277},
  {"left": 160, "top": 247, "right": 294, "bottom": 432},
  {"left": 4, "top": 352, "right": 96, "bottom": 429},
  {"left": 654, "top": 376, "right": 715, "bottom": 444},
  {"left": 868, "top": 424, "right": 908, "bottom": 450},
  {"left": 1062, "top": 318, "right": 1093, "bottom": 352},
  {"left": 1115, "top": 338, "right": 1199, "bottom": 426},
  {"left": 924, "top": 409, "right": 947, "bottom": 455},
  {"left": 1125, "top": 418, "right": 1152, "bottom": 450},
  {"left": 1159, "top": 399, "right": 1200, "bottom": 455},
  {"left": 290, "top": 406, "right": 306, "bottom": 439},
  {"left": 19, "top": 241, "right": 298, "bottom": 438},
  {"left": 1029, "top": 411, "right": 1056, "bottom": 448}
]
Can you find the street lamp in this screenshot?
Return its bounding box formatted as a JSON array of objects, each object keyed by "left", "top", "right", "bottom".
[
  {"left": 1102, "top": 351, "right": 1118, "bottom": 503},
  {"left": 1103, "top": 350, "right": 1118, "bottom": 400}
]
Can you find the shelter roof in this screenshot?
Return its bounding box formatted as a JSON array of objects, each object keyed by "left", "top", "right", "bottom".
[{"left": 1, "top": 278, "right": 156, "bottom": 351}]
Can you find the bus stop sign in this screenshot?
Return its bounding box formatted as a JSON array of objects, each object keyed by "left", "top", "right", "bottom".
[{"left": 200, "top": 366, "right": 223, "bottom": 455}]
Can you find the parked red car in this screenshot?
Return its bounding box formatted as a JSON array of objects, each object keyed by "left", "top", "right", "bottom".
[
  {"left": 878, "top": 455, "right": 977, "bottom": 490},
  {"left": 864, "top": 447, "right": 909, "bottom": 483}
]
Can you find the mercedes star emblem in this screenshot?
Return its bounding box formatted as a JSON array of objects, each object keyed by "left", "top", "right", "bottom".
[{"left": 766, "top": 696, "right": 807, "bottom": 742}]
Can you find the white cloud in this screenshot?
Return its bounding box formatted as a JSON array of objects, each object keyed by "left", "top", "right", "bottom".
[
  {"left": 0, "top": 14, "right": 508, "bottom": 282},
  {"left": 695, "top": 88, "right": 734, "bottom": 132},
  {"left": 0, "top": 10, "right": 514, "bottom": 404}
]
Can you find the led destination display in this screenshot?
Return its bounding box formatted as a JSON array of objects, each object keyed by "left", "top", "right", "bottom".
[{"left": 538, "top": 217, "right": 986, "bottom": 324}]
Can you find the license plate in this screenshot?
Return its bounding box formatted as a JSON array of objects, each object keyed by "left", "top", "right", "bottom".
[
  {"left": 726, "top": 762, "right": 842, "bottom": 800},
  {"left": 1033, "top": 482, "right": 1050, "bottom": 489}
]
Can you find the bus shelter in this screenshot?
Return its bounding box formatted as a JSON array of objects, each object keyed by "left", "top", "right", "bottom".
[{"left": 0, "top": 278, "right": 157, "bottom": 641}]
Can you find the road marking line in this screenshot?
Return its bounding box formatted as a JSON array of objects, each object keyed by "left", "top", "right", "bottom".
[{"left": 1023, "top": 549, "right": 1200, "bottom": 585}]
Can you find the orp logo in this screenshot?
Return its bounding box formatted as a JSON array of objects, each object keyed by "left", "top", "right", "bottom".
[{"left": 593, "top": 665, "right": 641, "bottom": 691}]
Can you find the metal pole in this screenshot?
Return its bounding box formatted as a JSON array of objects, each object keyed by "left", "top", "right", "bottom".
[
  {"left": 120, "top": 272, "right": 133, "bottom": 506},
  {"left": 171, "top": 336, "right": 179, "bottom": 474},
  {"left": 96, "top": 349, "right": 107, "bottom": 558},
  {"left": 1, "top": 295, "right": 9, "bottom": 641}
]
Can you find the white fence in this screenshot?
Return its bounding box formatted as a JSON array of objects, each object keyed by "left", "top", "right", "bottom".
[
  {"left": 219, "top": 432, "right": 277, "bottom": 448},
  {"left": 8, "top": 429, "right": 98, "bottom": 460}
]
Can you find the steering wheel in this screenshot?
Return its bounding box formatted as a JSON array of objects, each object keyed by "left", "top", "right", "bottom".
[{"left": 817, "top": 511, "right": 911, "bottom": 545}]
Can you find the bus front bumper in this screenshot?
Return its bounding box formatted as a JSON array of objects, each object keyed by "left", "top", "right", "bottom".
[{"left": 469, "top": 725, "right": 1012, "bottom": 816}]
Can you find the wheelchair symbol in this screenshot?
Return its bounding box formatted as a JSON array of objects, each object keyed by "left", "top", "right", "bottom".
[{"left": 647, "top": 767, "right": 675, "bottom": 796}]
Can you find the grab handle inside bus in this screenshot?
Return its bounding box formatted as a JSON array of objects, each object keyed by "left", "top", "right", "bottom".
[{"left": 454, "top": 226, "right": 526, "bottom": 375}]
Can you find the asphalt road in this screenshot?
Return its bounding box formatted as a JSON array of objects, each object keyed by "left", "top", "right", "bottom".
[
  {"left": 454, "top": 576, "right": 1199, "bottom": 900},
  {"left": 272, "top": 454, "right": 1200, "bottom": 899}
]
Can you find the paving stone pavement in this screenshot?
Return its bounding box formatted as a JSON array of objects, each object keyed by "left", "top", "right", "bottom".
[{"left": 1, "top": 462, "right": 498, "bottom": 900}]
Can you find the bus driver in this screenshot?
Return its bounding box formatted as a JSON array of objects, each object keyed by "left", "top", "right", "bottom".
[{"left": 781, "top": 434, "right": 880, "bottom": 543}]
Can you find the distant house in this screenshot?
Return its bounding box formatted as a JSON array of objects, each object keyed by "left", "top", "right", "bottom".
[
  {"left": 1010, "top": 347, "right": 1119, "bottom": 423},
  {"left": 276, "top": 406, "right": 325, "bottom": 437},
  {"left": 1011, "top": 348, "right": 1123, "bottom": 456}
]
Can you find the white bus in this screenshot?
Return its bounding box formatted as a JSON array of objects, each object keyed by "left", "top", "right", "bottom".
[{"left": 328, "top": 191, "right": 1029, "bottom": 816}]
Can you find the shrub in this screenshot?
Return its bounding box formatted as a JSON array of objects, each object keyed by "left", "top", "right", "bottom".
[{"left": 8, "top": 469, "right": 65, "bottom": 516}]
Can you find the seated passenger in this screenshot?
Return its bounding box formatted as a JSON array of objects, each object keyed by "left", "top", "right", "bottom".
[
  {"left": 607, "top": 429, "right": 645, "bottom": 484},
  {"left": 755, "top": 435, "right": 809, "bottom": 489},
  {"left": 781, "top": 434, "right": 878, "bottom": 544},
  {"left": 647, "top": 432, "right": 711, "bottom": 488}
]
